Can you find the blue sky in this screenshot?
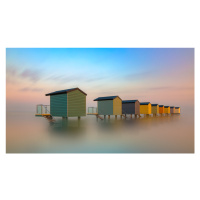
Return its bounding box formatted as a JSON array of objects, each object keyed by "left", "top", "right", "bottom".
[{"left": 6, "top": 48, "right": 194, "bottom": 111}]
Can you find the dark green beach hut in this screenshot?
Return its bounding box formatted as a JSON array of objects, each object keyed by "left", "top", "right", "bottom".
[{"left": 46, "top": 87, "right": 87, "bottom": 118}]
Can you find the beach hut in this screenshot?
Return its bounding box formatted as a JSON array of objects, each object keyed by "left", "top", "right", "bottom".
[
  {"left": 151, "top": 104, "right": 159, "bottom": 115},
  {"left": 159, "top": 105, "right": 164, "bottom": 114},
  {"left": 45, "top": 87, "right": 87, "bottom": 119},
  {"left": 122, "top": 100, "right": 140, "bottom": 118},
  {"left": 140, "top": 102, "right": 151, "bottom": 115},
  {"left": 164, "top": 106, "right": 170, "bottom": 114},
  {"left": 170, "top": 106, "right": 175, "bottom": 114},
  {"left": 94, "top": 96, "right": 122, "bottom": 119},
  {"left": 175, "top": 107, "right": 180, "bottom": 114}
]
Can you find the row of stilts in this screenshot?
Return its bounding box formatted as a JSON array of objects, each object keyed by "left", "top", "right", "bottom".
[{"left": 96, "top": 113, "right": 179, "bottom": 121}]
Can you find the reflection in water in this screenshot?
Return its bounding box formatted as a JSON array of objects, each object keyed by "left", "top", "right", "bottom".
[{"left": 6, "top": 111, "right": 193, "bottom": 153}]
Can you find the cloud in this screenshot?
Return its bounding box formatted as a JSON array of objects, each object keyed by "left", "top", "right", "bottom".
[
  {"left": 20, "top": 69, "right": 41, "bottom": 82},
  {"left": 148, "top": 86, "right": 172, "bottom": 90},
  {"left": 7, "top": 67, "right": 42, "bottom": 84},
  {"left": 85, "top": 76, "right": 106, "bottom": 82},
  {"left": 19, "top": 87, "right": 43, "bottom": 92},
  {"left": 7, "top": 67, "right": 17, "bottom": 76}
]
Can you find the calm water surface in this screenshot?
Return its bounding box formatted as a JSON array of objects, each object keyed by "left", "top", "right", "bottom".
[{"left": 6, "top": 109, "right": 194, "bottom": 153}]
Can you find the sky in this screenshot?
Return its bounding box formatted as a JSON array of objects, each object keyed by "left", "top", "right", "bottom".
[{"left": 6, "top": 48, "right": 194, "bottom": 112}]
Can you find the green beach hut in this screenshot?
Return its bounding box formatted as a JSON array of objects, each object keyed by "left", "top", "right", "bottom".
[{"left": 45, "top": 87, "right": 87, "bottom": 118}]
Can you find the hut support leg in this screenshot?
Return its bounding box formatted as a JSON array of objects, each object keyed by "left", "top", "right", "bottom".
[
  {"left": 96, "top": 115, "right": 98, "bottom": 122},
  {"left": 108, "top": 115, "right": 110, "bottom": 120},
  {"left": 125, "top": 114, "right": 126, "bottom": 119},
  {"left": 104, "top": 115, "right": 106, "bottom": 121},
  {"left": 78, "top": 116, "right": 81, "bottom": 126},
  {"left": 130, "top": 114, "right": 132, "bottom": 119},
  {"left": 115, "top": 115, "right": 117, "bottom": 120},
  {"left": 120, "top": 115, "right": 122, "bottom": 120}
]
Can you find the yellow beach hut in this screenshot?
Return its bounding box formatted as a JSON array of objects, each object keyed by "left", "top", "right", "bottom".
[
  {"left": 151, "top": 104, "right": 159, "bottom": 115},
  {"left": 140, "top": 102, "right": 151, "bottom": 115},
  {"left": 164, "top": 106, "right": 170, "bottom": 114},
  {"left": 175, "top": 107, "right": 180, "bottom": 114}
]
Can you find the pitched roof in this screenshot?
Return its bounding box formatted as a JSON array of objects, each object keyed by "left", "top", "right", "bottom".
[
  {"left": 159, "top": 105, "right": 164, "bottom": 107},
  {"left": 140, "top": 102, "right": 150, "bottom": 105},
  {"left": 94, "top": 96, "right": 121, "bottom": 101},
  {"left": 122, "top": 100, "right": 138, "bottom": 103},
  {"left": 175, "top": 107, "right": 180, "bottom": 109},
  {"left": 170, "top": 106, "right": 175, "bottom": 108},
  {"left": 151, "top": 104, "right": 158, "bottom": 106},
  {"left": 45, "top": 87, "right": 87, "bottom": 96},
  {"left": 164, "top": 106, "right": 169, "bottom": 108}
]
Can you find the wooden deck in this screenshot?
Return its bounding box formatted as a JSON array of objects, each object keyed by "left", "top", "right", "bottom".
[
  {"left": 87, "top": 113, "right": 104, "bottom": 120},
  {"left": 87, "top": 113, "right": 98, "bottom": 115},
  {"left": 35, "top": 114, "right": 52, "bottom": 117}
]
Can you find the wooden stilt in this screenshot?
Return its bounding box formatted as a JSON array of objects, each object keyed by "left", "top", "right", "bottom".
[
  {"left": 108, "top": 115, "right": 110, "bottom": 120},
  {"left": 115, "top": 115, "right": 117, "bottom": 120}
]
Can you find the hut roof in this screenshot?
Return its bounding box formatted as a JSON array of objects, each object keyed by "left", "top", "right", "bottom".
[
  {"left": 164, "top": 106, "right": 169, "bottom": 108},
  {"left": 159, "top": 105, "right": 164, "bottom": 107},
  {"left": 94, "top": 96, "right": 121, "bottom": 101},
  {"left": 151, "top": 104, "right": 158, "bottom": 106},
  {"left": 170, "top": 106, "right": 175, "bottom": 108},
  {"left": 175, "top": 107, "right": 180, "bottom": 109},
  {"left": 140, "top": 102, "right": 150, "bottom": 105},
  {"left": 122, "top": 100, "right": 138, "bottom": 103},
  {"left": 45, "top": 87, "right": 87, "bottom": 96}
]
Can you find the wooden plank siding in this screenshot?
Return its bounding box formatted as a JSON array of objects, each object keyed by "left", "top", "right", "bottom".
[
  {"left": 151, "top": 105, "right": 159, "bottom": 114},
  {"left": 122, "top": 101, "right": 140, "bottom": 115},
  {"left": 113, "top": 97, "right": 122, "bottom": 115},
  {"left": 175, "top": 107, "right": 180, "bottom": 114},
  {"left": 135, "top": 101, "right": 140, "bottom": 115},
  {"left": 140, "top": 104, "right": 151, "bottom": 114},
  {"left": 164, "top": 106, "right": 170, "bottom": 114},
  {"left": 122, "top": 103, "right": 135, "bottom": 114},
  {"left": 50, "top": 93, "right": 67, "bottom": 117},
  {"left": 170, "top": 107, "right": 175, "bottom": 113},
  {"left": 159, "top": 106, "right": 164, "bottom": 114},
  {"left": 67, "top": 89, "right": 86, "bottom": 117},
  {"left": 98, "top": 100, "right": 113, "bottom": 115}
]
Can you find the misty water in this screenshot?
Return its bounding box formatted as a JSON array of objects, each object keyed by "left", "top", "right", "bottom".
[{"left": 6, "top": 108, "right": 194, "bottom": 153}]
